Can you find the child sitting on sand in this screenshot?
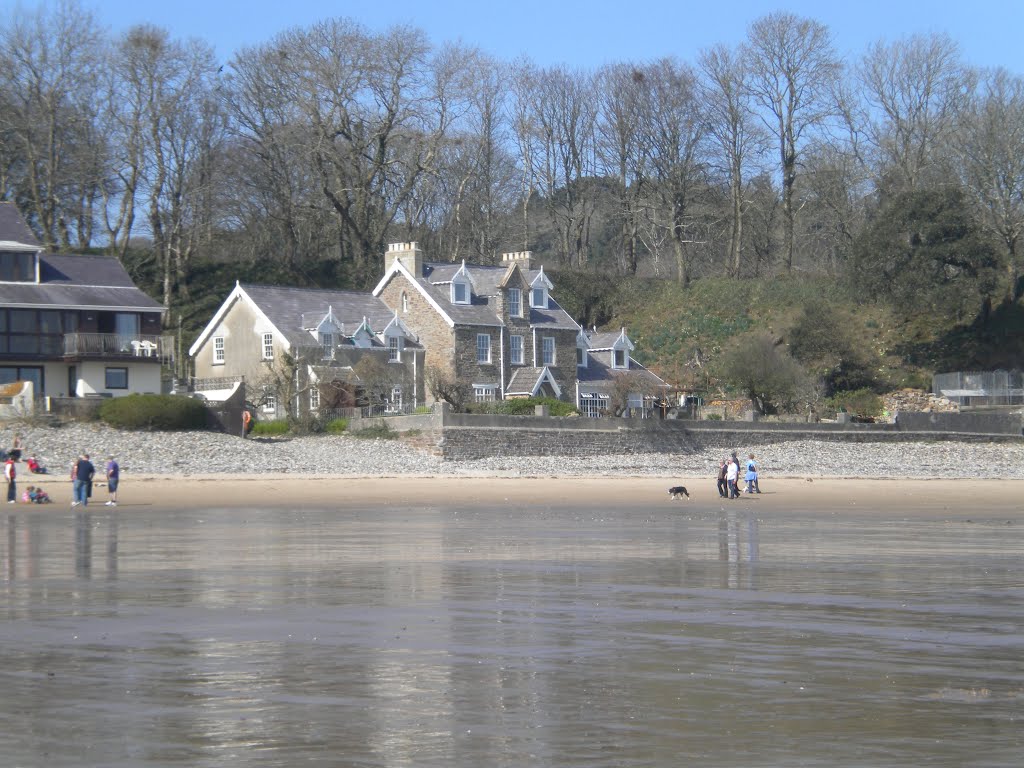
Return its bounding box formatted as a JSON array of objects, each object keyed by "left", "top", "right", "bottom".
[
  {"left": 26, "top": 456, "right": 47, "bottom": 473},
  {"left": 22, "top": 485, "right": 51, "bottom": 503}
]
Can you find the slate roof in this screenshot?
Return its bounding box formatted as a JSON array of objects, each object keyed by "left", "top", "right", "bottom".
[
  {"left": 506, "top": 366, "right": 550, "bottom": 396},
  {"left": 239, "top": 283, "right": 400, "bottom": 349},
  {"left": 419, "top": 262, "right": 578, "bottom": 330},
  {"left": 576, "top": 354, "right": 667, "bottom": 391},
  {"left": 0, "top": 204, "right": 160, "bottom": 311},
  {"left": 0, "top": 202, "right": 41, "bottom": 246},
  {"left": 586, "top": 331, "right": 625, "bottom": 349},
  {"left": 0, "top": 253, "right": 161, "bottom": 310}
]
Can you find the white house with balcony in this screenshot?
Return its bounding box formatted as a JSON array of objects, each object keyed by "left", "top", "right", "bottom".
[{"left": 0, "top": 203, "right": 171, "bottom": 402}]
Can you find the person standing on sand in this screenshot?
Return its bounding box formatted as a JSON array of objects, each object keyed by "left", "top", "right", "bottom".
[
  {"left": 105, "top": 455, "right": 119, "bottom": 506},
  {"left": 72, "top": 453, "right": 95, "bottom": 507},
  {"left": 726, "top": 455, "right": 740, "bottom": 499},
  {"left": 745, "top": 454, "right": 760, "bottom": 494},
  {"left": 717, "top": 460, "right": 728, "bottom": 498},
  {"left": 5, "top": 454, "right": 16, "bottom": 503}
]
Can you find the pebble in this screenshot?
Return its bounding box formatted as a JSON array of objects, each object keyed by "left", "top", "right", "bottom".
[{"left": 7, "top": 422, "right": 1024, "bottom": 480}]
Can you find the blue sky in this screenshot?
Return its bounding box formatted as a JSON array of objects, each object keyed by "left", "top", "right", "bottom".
[{"left": 4, "top": 0, "right": 1023, "bottom": 72}]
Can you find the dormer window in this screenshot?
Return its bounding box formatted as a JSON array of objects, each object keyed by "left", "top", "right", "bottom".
[
  {"left": 577, "top": 346, "right": 587, "bottom": 367},
  {"left": 531, "top": 287, "right": 546, "bottom": 309},
  {"left": 0, "top": 250, "right": 38, "bottom": 283},
  {"left": 613, "top": 349, "right": 627, "bottom": 369},
  {"left": 452, "top": 280, "right": 469, "bottom": 304},
  {"left": 320, "top": 331, "right": 334, "bottom": 356},
  {"left": 388, "top": 335, "right": 402, "bottom": 362}
]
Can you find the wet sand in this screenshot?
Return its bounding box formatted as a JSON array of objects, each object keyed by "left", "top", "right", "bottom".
[
  {"left": 4, "top": 476, "right": 1023, "bottom": 766},
  {"left": 19, "top": 474, "right": 1024, "bottom": 518}
]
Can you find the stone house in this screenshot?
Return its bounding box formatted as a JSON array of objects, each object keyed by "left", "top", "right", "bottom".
[
  {"left": 373, "top": 243, "right": 582, "bottom": 404},
  {"left": 0, "top": 203, "right": 169, "bottom": 403},
  {"left": 189, "top": 282, "right": 424, "bottom": 419},
  {"left": 577, "top": 328, "right": 669, "bottom": 417},
  {"left": 190, "top": 242, "right": 666, "bottom": 418}
]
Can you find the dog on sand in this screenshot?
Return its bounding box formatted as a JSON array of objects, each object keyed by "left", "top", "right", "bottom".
[{"left": 668, "top": 486, "right": 690, "bottom": 500}]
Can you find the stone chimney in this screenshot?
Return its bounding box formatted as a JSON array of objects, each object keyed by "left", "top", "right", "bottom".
[
  {"left": 501, "top": 250, "right": 532, "bottom": 270},
  {"left": 385, "top": 242, "right": 423, "bottom": 277}
]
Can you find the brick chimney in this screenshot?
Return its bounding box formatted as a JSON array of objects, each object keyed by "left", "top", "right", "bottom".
[
  {"left": 385, "top": 242, "right": 423, "bottom": 277},
  {"left": 501, "top": 250, "right": 532, "bottom": 270}
]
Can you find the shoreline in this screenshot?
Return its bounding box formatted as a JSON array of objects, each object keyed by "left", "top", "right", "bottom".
[{"left": 13, "top": 475, "right": 1024, "bottom": 516}]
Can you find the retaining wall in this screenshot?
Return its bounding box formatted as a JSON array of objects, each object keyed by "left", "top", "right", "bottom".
[{"left": 353, "top": 408, "right": 1024, "bottom": 460}]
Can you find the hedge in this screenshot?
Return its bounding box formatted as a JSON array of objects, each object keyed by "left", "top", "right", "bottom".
[{"left": 99, "top": 394, "right": 208, "bottom": 431}]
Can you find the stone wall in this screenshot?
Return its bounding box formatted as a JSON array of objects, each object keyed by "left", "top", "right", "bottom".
[{"left": 358, "top": 408, "right": 1024, "bottom": 461}]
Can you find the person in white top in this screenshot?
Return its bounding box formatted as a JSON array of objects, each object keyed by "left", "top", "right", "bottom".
[{"left": 725, "top": 456, "right": 739, "bottom": 499}]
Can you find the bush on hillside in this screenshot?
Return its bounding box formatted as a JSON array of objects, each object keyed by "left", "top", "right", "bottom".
[
  {"left": 826, "top": 388, "right": 884, "bottom": 420},
  {"left": 99, "top": 394, "right": 208, "bottom": 431}
]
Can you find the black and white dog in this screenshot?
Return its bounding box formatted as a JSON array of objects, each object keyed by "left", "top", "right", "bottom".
[{"left": 668, "top": 486, "right": 691, "bottom": 500}]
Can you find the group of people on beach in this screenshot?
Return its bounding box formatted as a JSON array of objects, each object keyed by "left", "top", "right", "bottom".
[
  {"left": 3, "top": 433, "right": 119, "bottom": 507},
  {"left": 717, "top": 452, "right": 759, "bottom": 499}
]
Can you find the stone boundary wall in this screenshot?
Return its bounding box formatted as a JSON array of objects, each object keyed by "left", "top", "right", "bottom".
[{"left": 353, "top": 409, "right": 1024, "bottom": 460}]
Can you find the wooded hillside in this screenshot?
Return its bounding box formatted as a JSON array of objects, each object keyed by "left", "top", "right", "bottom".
[{"left": 2, "top": 3, "right": 1022, "bottom": 410}]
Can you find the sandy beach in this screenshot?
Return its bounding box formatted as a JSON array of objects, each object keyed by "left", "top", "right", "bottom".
[{"left": 16, "top": 474, "right": 1024, "bottom": 517}]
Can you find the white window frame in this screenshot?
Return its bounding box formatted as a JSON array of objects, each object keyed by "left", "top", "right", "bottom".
[
  {"left": 531, "top": 287, "right": 546, "bottom": 308},
  {"left": 263, "top": 394, "right": 277, "bottom": 413},
  {"left": 476, "top": 333, "right": 491, "bottom": 364},
  {"left": 473, "top": 385, "right": 496, "bottom": 403},
  {"left": 613, "top": 349, "right": 627, "bottom": 369},
  {"left": 510, "top": 334, "right": 524, "bottom": 365},
  {"left": 508, "top": 287, "right": 522, "bottom": 317},
  {"left": 577, "top": 346, "right": 587, "bottom": 367},
  {"left": 453, "top": 281, "right": 469, "bottom": 304},
  {"left": 389, "top": 386, "right": 403, "bottom": 412},
  {"left": 212, "top": 336, "right": 225, "bottom": 365},
  {"left": 542, "top": 336, "right": 555, "bottom": 366},
  {"left": 401, "top": 292, "right": 409, "bottom": 313},
  {"left": 320, "top": 332, "right": 334, "bottom": 357},
  {"left": 262, "top": 333, "right": 274, "bottom": 360},
  {"left": 309, "top": 387, "right": 320, "bottom": 411},
  {"left": 388, "top": 335, "right": 402, "bottom": 362}
]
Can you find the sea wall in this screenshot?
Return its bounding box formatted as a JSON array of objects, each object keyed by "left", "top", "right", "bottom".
[{"left": 353, "top": 408, "right": 1024, "bottom": 460}]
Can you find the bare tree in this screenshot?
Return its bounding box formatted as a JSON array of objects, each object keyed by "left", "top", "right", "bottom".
[
  {"left": 510, "top": 63, "right": 598, "bottom": 267},
  {"left": 596, "top": 63, "right": 649, "bottom": 275},
  {"left": 635, "top": 58, "right": 707, "bottom": 286},
  {"left": 858, "top": 32, "right": 967, "bottom": 195},
  {"left": 955, "top": 67, "right": 1024, "bottom": 300},
  {"left": 699, "top": 43, "right": 766, "bottom": 278},
  {"left": 0, "top": 0, "right": 104, "bottom": 249},
  {"left": 744, "top": 12, "right": 840, "bottom": 272},
  {"left": 261, "top": 19, "right": 463, "bottom": 283}
]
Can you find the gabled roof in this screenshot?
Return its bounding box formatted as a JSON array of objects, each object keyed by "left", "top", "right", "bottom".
[
  {"left": 506, "top": 366, "right": 562, "bottom": 398},
  {"left": 377, "top": 259, "right": 579, "bottom": 330},
  {"left": 577, "top": 353, "right": 667, "bottom": 390},
  {"left": 189, "top": 282, "right": 398, "bottom": 356},
  {"left": 0, "top": 202, "right": 41, "bottom": 246},
  {"left": 586, "top": 328, "right": 635, "bottom": 351}
]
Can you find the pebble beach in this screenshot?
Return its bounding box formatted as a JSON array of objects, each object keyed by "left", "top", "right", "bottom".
[{"left": 6, "top": 421, "right": 1023, "bottom": 479}]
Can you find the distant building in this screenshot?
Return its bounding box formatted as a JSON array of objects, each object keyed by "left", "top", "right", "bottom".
[
  {"left": 191, "top": 242, "right": 667, "bottom": 417},
  {"left": 0, "top": 203, "right": 169, "bottom": 401}
]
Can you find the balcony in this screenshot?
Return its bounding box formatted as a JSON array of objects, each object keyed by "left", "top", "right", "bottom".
[{"left": 62, "top": 333, "right": 174, "bottom": 362}]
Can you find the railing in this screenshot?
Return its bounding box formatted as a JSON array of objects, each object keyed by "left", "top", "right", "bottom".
[
  {"left": 192, "top": 376, "right": 244, "bottom": 392},
  {"left": 63, "top": 333, "right": 174, "bottom": 362}
]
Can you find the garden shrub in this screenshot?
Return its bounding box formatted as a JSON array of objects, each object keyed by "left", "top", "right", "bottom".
[
  {"left": 251, "top": 419, "right": 290, "bottom": 436},
  {"left": 325, "top": 418, "right": 349, "bottom": 434},
  {"left": 99, "top": 394, "right": 208, "bottom": 431},
  {"left": 466, "top": 396, "right": 579, "bottom": 417},
  {"left": 350, "top": 423, "right": 398, "bottom": 440}
]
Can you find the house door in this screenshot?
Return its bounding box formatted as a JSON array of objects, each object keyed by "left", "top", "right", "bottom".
[{"left": 68, "top": 366, "right": 77, "bottom": 397}]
